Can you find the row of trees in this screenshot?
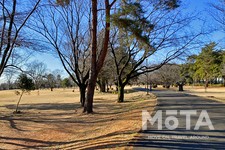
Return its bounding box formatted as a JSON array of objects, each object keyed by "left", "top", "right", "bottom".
[
  {"left": 2, "top": 0, "right": 223, "bottom": 113},
  {"left": 147, "top": 64, "right": 181, "bottom": 88},
  {"left": 0, "top": 73, "right": 74, "bottom": 91},
  {"left": 147, "top": 43, "right": 225, "bottom": 92},
  {"left": 141, "top": 42, "right": 225, "bottom": 92},
  {"left": 0, "top": 60, "right": 74, "bottom": 91}
]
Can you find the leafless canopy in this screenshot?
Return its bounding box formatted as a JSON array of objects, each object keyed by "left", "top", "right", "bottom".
[
  {"left": 0, "top": 0, "right": 41, "bottom": 77},
  {"left": 30, "top": 0, "right": 91, "bottom": 86}
]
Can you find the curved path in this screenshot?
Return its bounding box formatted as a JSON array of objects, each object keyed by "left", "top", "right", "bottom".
[{"left": 130, "top": 89, "right": 225, "bottom": 149}]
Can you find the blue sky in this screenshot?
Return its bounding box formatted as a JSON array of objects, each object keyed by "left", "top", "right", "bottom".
[
  {"left": 37, "top": 0, "right": 225, "bottom": 71},
  {"left": 32, "top": 53, "right": 65, "bottom": 76},
  {"left": 1, "top": 0, "right": 225, "bottom": 83},
  {"left": 187, "top": 0, "right": 225, "bottom": 47}
]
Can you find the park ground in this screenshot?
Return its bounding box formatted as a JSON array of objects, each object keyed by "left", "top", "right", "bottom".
[
  {"left": 0, "top": 86, "right": 156, "bottom": 149},
  {"left": 1, "top": 85, "right": 225, "bottom": 149},
  {"left": 179, "top": 85, "right": 225, "bottom": 103}
]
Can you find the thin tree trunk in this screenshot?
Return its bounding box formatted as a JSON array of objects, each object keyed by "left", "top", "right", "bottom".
[
  {"left": 205, "top": 79, "right": 209, "bottom": 92},
  {"left": 118, "top": 85, "right": 125, "bottom": 103},
  {"left": 15, "top": 91, "right": 24, "bottom": 113},
  {"left": 79, "top": 85, "right": 86, "bottom": 107},
  {"left": 106, "top": 81, "right": 109, "bottom": 92},
  {"left": 99, "top": 79, "right": 106, "bottom": 92}
]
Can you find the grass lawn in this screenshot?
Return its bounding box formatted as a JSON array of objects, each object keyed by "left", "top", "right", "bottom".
[
  {"left": 181, "top": 86, "right": 225, "bottom": 103},
  {"left": 0, "top": 86, "right": 156, "bottom": 149}
]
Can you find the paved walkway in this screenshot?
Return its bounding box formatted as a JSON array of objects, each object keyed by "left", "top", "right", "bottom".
[{"left": 130, "top": 89, "right": 225, "bottom": 149}]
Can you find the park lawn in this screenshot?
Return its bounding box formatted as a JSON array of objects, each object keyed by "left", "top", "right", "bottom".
[
  {"left": 0, "top": 87, "right": 156, "bottom": 149},
  {"left": 183, "top": 86, "right": 225, "bottom": 103}
]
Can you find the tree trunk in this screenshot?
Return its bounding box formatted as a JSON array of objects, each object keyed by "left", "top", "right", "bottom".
[
  {"left": 205, "top": 79, "right": 209, "bottom": 92},
  {"left": 99, "top": 80, "right": 106, "bottom": 92},
  {"left": 106, "top": 81, "right": 109, "bottom": 92},
  {"left": 84, "top": 76, "right": 97, "bottom": 113},
  {"left": 178, "top": 84, "right": 183, "bottom": 91},
  {"left": 97, "top": 79, "right": 106, "bottom": 92},
  {"left": 83, "top": 0, "right": 110, "bottom": 113},
  {"left": 79, "top": 85, "right": 86, "bottom": 107},
  {"left": 83, "top": 0, "right": 97, "bottom": 114},
  {"left": 15, "top": 91, "right": 24, "bottom": 113},
  {"left": 222, "top": 76, "right": 225, "bottom": 87},
  {"left": 117, "top": 85, "right": 125, "bottom": 103}
]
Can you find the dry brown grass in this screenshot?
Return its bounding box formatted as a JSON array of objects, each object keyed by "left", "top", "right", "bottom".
[
  {"left": 183, "top": 86, "right": 225, "bottom": 103},
  {"left": 0, "top": 87, "right": 156, "bottom": 149}
]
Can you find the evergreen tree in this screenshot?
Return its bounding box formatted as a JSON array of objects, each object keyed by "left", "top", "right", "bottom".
[
  {"left": 194, "top": 42, "right": 223, "bottom": 91},
  {"left": 15, "top": 74, "right": 34, "bottom": 113}
]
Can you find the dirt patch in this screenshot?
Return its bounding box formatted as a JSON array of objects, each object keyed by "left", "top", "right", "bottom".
[{"left": 0, "top": 88, "right": 156, "bottom": 149}]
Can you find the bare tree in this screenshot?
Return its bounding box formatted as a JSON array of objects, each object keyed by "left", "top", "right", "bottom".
[
  {"left": 45, "top": 73, "right": 56, "bottom": 91},
  {"left": 109, "top": 3, "right": 201, "bottom": 102},
  {"left": 155, "top": 64, "right": 181, "bottom": 86},
  {"left": 4, "top": 68, "right": 17, "bottom": 89},
  {"left": 30, "top": 1, "right": 91, "bottom": 106},
  {"left": 209, "top": 1, "right": 225, "bottom": 31},
  {"left": 53, "top": 69, "right": 63, "bottom": 88},
  {"left": 30, "top": 0, "right": 190, "bottom": 113},
  {"left": 0, "top": 0, "right": 41, "bottom": 77},
  {"left": 75, "top": 0, "right": 184, "bottom": 113},
  {"left": 210, "top": 1, "right": 225, "bottom": 87},
  {"left": 26, "top": 60, "right": 47, "bottom": 91}
]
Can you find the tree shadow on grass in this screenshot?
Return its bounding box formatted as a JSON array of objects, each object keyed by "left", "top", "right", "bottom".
[
  {"left": 105, "top": 88, "right": 140, "bottom": 94},
  {"left": 0, "top": 91, "right": 156, "bottom": 149},
  {"left": 1, "top": 102, "right": 80, "bottom": 111},
  {"left": 0, "top": 98, "right": 152, "bottom": 129},
  {"left": 0, "top": 129, "right": 136, "bottom": 149},
  {"left": 0, "top": 98, "right": 149, "bottom": 123}
]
